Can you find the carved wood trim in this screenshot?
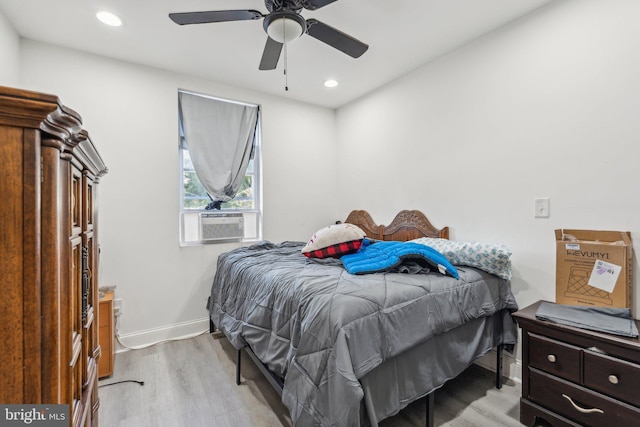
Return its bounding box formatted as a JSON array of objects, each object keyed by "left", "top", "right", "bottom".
[
  {"left": 344, "top": 209, "right": 448, "bottom": 241},
  {"left": 384, "top": 210, "right": 449, "bottom": 240},
  {"left": 344, "top": 210, "right": 382, "bottom": 240}
]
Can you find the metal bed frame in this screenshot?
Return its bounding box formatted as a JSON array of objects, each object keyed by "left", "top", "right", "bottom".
[{"left": 211, "top": 318, "right": 505, "bottom": 427}]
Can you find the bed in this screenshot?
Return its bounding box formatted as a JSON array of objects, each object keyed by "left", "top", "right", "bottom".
[{"left": 208, "top": 209, "right": 518, "bottom": 426}]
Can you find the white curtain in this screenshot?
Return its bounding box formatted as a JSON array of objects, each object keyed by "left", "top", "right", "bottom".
[{"left": 178, "top": 91, "right": 259, "bottom": 204}]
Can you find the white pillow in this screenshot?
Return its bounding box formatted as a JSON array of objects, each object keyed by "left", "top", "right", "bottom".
[
  {"left": 302, "top": 223, "right": 366, "bottom": 258},
  {"left": 411, "top": 237, "right": 512, "bottom": 280}
]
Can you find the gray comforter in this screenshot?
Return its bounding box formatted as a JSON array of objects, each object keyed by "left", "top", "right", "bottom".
[{"left": 209, "top": 241, "right": 518, "bottom": 426}]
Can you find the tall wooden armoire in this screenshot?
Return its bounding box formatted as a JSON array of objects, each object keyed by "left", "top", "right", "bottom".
[{"left": 0, "top": 86, "right": 108, "bottom": 427}]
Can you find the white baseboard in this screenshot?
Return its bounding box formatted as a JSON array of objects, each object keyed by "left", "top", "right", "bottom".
[
  {"left": 115, "top": 317, "right": 210, "bottom": 353},
  {"left": 474, "top": 347, "right": 522, "bottom": 384}
]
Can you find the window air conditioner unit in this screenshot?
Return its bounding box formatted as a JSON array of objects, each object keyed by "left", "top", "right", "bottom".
[{"left": 199, "top": 212, "right": 244, "bottom": 241}]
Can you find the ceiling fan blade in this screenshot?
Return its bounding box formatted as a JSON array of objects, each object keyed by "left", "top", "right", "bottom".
[
  {"left": 259, "top": 37, "right": 283, "bottom": 70},
  {"left": 169, "top": 10, "right": 263, "bottom": 25},
  {"left": 302, "top": 0, "right": 339, "bottom": 10},
  {"left": 305, "top": 19, "right": 369, "bottom": 58}
]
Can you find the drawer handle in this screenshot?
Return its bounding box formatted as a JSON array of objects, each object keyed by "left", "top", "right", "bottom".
[
  {"left": 562, "top": 394, "right": 604, "bottom": 414},
  {"left": 609, "top": 375, "right": 619, "bottom": 384},
  {"left": 587, "top": 346, "right": 607, "bottom": 355},
  {"left": 547, "top": 354, "right": 556, "bottom": 363}
]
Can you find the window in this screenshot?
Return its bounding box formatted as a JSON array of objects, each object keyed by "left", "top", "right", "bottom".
[
  {"left": 180, "top": 142, "right": 257, "bottom": 210},
  {"left": 178, "top": 90, "right": 262, "bottom": 245}
]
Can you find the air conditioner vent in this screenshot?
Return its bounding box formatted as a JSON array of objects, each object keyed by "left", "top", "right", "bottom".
[{"left": 200, "top": 213, "right": 244, "bottom": 241}]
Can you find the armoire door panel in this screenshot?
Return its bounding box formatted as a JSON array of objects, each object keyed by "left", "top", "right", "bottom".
[
  {"left": 83, "top": 173, "right": 94, "bottom": 232},
  {"left": 71, "top": 166, "right": 82, "bottom": 237},
  {"left": 59, "top": 154, "right": 73, "bottom": 406},
  {"left": 71, "top": 329, "right": 83, "bottom": 427}
]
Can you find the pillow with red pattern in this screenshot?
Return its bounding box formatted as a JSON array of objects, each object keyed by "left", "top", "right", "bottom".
[{"left": 302, "top": 223, "right": 366, "bottom": 259}]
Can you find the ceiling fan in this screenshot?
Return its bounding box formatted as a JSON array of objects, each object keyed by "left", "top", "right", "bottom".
[{"left": 169, "top": 0, "right": 369, "bottom": 71}]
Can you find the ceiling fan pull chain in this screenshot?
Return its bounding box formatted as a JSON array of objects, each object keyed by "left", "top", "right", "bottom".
[
  {"left": 283, "top": 19, "right": 289, "bottom": 91},
  {"left": 284, "top": 40, "right": 289, "bottom": 91}
]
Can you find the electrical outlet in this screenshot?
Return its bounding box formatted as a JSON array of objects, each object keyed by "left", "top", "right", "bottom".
[
  {"left": 534, "top": 197, "right": 550, "bottom": 218},
  {"left": 114, "top": 298, "right": 123, "bottom": 316}
]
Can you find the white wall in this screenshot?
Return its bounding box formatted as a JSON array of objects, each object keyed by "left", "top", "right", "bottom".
[
  {"left": 337, "top": 0, "right": 640, "bottom": 319},
  {"left": 16, "top": 40, "right": 339, "bottom": 347},
  {"left": 0, "top": 7, "right": 19, "bottom": 86},
  {"left": 3, "top": 0, "right": 639, "bottom": 362}
]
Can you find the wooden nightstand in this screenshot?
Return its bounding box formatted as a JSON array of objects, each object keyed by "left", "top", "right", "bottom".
[
  {"left": 98, "top": 291, "right": 115, "bottom": 378},
  {"left": 513, "top": 301, "right": 640, "bottom": 427}
]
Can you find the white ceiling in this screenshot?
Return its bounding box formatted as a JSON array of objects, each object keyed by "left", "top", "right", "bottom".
[{"left": 0, "top": 0, "right": 553, "bottom": 108}]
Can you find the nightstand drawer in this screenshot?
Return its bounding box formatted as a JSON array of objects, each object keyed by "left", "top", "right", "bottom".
[
  {"left": 530, "top": 368, "right": 640, "bottom": 427},
  {"left": 584, "top": 350, "right": 640, "bottom": 407},
  {"left": 529, "top": 333, "right": 581, "bottom": 383},
  {"left": 514, "top": 301, "right": 640, "bottom": 427}
]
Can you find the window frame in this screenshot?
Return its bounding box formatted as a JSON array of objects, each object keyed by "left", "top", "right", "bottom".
[{"left": 178, "top": 90, "right": 262, "bottom": 246}]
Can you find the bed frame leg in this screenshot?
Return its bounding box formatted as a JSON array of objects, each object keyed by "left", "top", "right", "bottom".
[
  {"left": 495, "top": 344, "right": 503, "bottom": 389},
  {"left": 209, "top": 319, "right": 224, "bottom": 339},
  {"left": 236, "top": 349, "right": 242, "bottom": 385},
  {"left": 425, "top": 392, "right": 434, "bottom": 427}
]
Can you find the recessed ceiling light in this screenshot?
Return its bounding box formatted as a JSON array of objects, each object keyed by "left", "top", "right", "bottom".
[
  {"left": 324, "top": 79, "right": 338, "bottom": 88},
  {"left": 96, "top": 11, "right": 123, "bottom": 27}
]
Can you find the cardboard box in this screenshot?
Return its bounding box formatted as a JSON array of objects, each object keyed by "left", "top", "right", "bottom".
[{"left": 555, "top": 229, "right": 633, "bottom": 308}]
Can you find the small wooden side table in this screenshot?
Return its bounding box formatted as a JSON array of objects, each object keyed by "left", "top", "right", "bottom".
[
  {"left": 513, "top": 300, "right": 640, "bottom": 426},
  {"left": 98, "top": 291, "right": 115, "bottom": 378}
]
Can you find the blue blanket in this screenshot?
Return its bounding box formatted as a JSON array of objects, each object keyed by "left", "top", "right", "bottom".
[{"left": 341, "top": 239, "right": 459, "bottom": 278}]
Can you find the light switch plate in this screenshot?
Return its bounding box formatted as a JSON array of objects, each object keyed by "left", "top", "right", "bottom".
[{"left": 534, "top": 197, "right": 550, "bottom": 218}]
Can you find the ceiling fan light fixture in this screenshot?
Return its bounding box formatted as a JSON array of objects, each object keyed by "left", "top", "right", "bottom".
[
  {"left": 265, "top": 12, "right": 306, "bottom": 44},
  {"left": 96, "top": 11, "right": 123, "bottom": 27},
  {"left": 169, "top": 5, "right": 370, "bottom": 72}
]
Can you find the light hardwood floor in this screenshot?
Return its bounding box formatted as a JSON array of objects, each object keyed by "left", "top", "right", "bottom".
[{"left": 98, "top": 334, "right": 524, "bottom": 426}]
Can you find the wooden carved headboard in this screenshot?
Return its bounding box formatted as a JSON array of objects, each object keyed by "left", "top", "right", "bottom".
[{"left": 344, "top": 210, "right": 449, "bottom": 241}]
